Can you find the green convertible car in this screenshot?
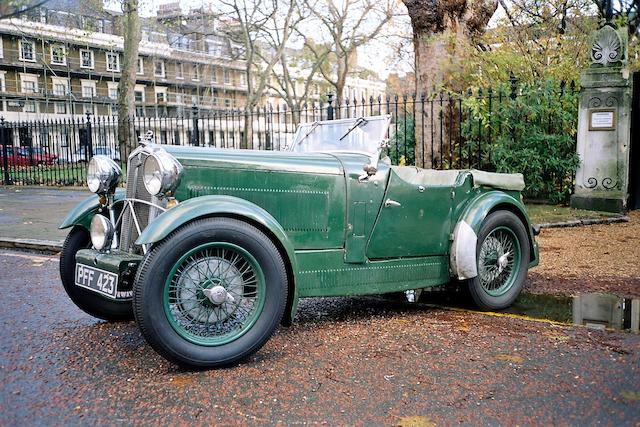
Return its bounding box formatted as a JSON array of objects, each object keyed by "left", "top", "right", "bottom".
[{"left": 59, "top": 115, "right": 539, "bottom": 368}]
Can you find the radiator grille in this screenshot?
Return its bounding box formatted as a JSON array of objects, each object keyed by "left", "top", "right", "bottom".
[{"left": 120, "top": 151, "right": 152, "bottom": 253}]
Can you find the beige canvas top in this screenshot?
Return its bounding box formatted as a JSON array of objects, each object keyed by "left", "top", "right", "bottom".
[{"left": 391, "top": 166, "right": 525, "bottom": 191}]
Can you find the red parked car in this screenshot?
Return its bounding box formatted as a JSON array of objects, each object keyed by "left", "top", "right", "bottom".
[{"left": 0, "top": 146, "right": 57, "bottom": 166}]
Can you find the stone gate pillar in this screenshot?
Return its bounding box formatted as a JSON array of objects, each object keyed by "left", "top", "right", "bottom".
[{"left": 571, "top": 25, "right": 633, "bottom": 213}]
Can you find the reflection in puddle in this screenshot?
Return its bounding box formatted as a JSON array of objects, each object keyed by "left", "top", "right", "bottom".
[{"left": 416, "top": 290, "right": 640, "bottom": 333}]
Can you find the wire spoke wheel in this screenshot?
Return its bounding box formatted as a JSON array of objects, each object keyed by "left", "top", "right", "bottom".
[
  {"left": 163, "top": 242, "right": 266, "bottom": 346},
  {"left": 478, "top": 226, "right": 521, "bottom": 297}
]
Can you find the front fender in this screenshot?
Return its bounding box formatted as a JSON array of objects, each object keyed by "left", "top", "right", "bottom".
[
  {"left": 136, "top": 195, "right": 300, "bottom": 322},
  {"left": 59, "top": 188, "right": 125, "bottom": 230},
  {"left": 450, "top": 191, "right": 538, "bottom": 280}
]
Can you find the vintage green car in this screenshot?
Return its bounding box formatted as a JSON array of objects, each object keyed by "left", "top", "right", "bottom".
[{"left": 59, "top": 115, "right": 539, "bottom": 368}]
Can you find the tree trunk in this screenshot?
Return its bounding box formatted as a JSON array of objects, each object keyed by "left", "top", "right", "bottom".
[
  {"left": 403, "top": 0, "right": 497, "bottom": 168},
  {"left": 242, "top": 111, "right": 253, "bottom": 149},
  {"left": 117, "top": 0, "right": 142, "bottom": 157}
]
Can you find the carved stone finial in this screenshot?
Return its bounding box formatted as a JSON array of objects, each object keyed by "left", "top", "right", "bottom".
[{"left": 590, "top": 26, "right": 625, "bottom": 67}]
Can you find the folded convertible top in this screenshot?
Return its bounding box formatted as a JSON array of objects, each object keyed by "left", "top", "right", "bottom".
[
  {"left": 390, "top": 166, "right": 525, "bottom": 191},
  {"left": 468, "top": 169, "right": 525, "bottom": 191}
]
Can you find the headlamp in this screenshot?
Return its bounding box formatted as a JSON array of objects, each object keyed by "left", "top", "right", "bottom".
[
  {"left": 90, "top": 214, "right": 115, "bottom": 251},
  {"left": 142, "top": 150, "right": 183, "bottom": 196},
  {"left": 87, "top": 155, "right": 121, "bottom": 194}
]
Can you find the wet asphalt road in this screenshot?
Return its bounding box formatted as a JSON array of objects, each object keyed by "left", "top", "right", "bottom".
[{"left": 1, "top": 249, "right": 639, "bottom": 426}]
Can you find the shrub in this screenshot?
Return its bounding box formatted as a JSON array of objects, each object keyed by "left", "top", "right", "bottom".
[{"left": 462, "top": 80, "right": 579, "bottom": 204}]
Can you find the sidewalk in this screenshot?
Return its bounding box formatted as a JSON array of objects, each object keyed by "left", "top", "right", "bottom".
[{"left": 0, "top": 187, "right": 89, "bottom": 245}]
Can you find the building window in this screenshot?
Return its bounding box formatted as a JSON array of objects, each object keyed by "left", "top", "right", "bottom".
[
  {"left": 24, "top": 101, "right": 37, "bottom": 113},
  {"left": 154, "top": 60, "right": 165, "bottom": 77},
  {"left": 19, "top": 40, "right": 36, "bottom": 61},
  {"left": 134, "top": 90, "right": 144, "bottom": 103},
  {"left": 240, "top": 73, "right": 247, "bottom": 86},
  {"left": 192, "top": 64, "right": 200, "bottom": 81},
  {"left": 137, "top": 57, "right": 144, "bottom": 75},
  {"left": 50, "top": 44, "right": 66, "bottom": 65},
  {"left": 156, "top": 92, "right": 166, "bottom": 103},
  {"left": 22, "top": 80, "right": 36, "bottom": 93},
  {"left": 53, "top": 83, "right": 67, "bottom": 96},
  {"left": 54, "top": 102, "right": 67, "bottom": 114},
  {"left": 106, "top": 52, "right": 120, "bottom": 71},
  {"left": 80, "top": 49, "right": 94, "bottom": 68},
  {"left": 176, "top": 63, "right": 183, "bottom": 79},
  {"left": 224, "top": 98, "right": 231, "bottom": 108},
  {"left": 20, "top": 74, "right": 38, "bottom": 94},
  {"left": 211, "top": 67, "right": 218, "bottom": 83},
  {"left": 81, "top": 81, "right": 96, "bottom": 98},
  {"left": 135, "top": 106, "right": 145, "bottom": 117},
  {"left": 223, "top": 70, "right": 231, "bottom": 85},
  {"left": 108, "top": 87, "right": 118, "bottom": 100}
]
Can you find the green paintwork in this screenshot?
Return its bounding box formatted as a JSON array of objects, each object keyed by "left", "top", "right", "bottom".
[
  {"left": 59, "top": 188, "right": 125, "bottom": 230},
  {"left": 136, "top": 195, "right": 298, "bottom": 273},
  {"left": 329, "top": 153, "right": 389, "bottom": 263},
  {"left": 163, "top": 146, "right": 344, "bottom": 176},
  {"left": 367, "top": 167, "right": 455, "bottom": 258},
  {"left": 65, "top": 143, "right": 539, "bottom": 322},
  {"left": 295, "top": 249, "right": 450, "bottom": 297},
  {"left": 174, "top": 161, "right": 346, "bottom": 249}
]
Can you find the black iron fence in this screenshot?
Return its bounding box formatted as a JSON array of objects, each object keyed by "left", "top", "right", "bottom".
[{"left": 0, "top": 77, "right": 579, "bottom": 201}]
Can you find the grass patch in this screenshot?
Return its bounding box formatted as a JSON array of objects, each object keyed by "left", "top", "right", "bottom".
[
  {"left": 6, "top": 164, "right": 127, "bottom": 186},
  {"left": 526, "top": 204, "right": 618, "bottom": 224}
]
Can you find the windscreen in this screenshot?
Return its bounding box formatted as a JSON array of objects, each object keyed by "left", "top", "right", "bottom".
[{"left": 290, "top": 115, "right": 391, "bottom": 156}]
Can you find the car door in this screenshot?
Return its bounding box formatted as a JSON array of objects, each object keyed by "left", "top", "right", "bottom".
[{"left": 366, "top": 168, "right": 454, "bottom": 259}]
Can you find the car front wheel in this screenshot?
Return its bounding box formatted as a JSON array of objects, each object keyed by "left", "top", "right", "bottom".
[
  {"left": 467, "top": 211, "right": 530, "bottom": 311},
  {"left": 133, "top": 217, "right": 288, "bottom": 368},
  {"left": 59, "top": 227, "right": 133, "bottom": 321}
]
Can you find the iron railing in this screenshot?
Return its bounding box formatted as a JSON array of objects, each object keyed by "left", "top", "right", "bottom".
[{"left": 0, "top": 78, "right": 578, "bottom": 196}]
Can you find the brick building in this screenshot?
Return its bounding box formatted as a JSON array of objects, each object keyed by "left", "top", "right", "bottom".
[{"left": 0, "top": 1, "right": 248, "bottom": 121}]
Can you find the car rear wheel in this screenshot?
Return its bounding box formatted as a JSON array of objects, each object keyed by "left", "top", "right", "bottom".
[
  {"left": 133, "top": 217, "right": 288, "bottom": 368},
  {"left": 59, "top": 226, "right": 133, "bottom": 321},
  {"left": 467, "top": 211, "right": 530, "bottom": 311}
]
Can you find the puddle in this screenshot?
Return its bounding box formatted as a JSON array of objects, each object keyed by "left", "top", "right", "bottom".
[{"left": 414, "top": 290, "right": 640, "bottom": 333}]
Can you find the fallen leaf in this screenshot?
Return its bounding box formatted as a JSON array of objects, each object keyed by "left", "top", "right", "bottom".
[
  {"left": 495, "top": 354, "right": 524, "bottom": 363},
  {"left": 396, "top": 415, "right": 436, "bottom": 427},
  {"left": 620, "top": 391, "right": 640, "bottom": 401}
]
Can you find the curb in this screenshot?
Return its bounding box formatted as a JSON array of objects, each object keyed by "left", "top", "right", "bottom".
[
  {"left": 0, "top": 237, "right": 63, "bottom": 254},
  {"left": 536, "top": 216, "right": 630, "bottom": 229}
]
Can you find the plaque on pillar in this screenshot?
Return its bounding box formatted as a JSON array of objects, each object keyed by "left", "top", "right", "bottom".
[{"left": 570, "top": 24, "right": 633, "bottom": 213}]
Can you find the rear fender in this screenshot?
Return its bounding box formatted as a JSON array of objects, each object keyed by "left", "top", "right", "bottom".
[
  {"left": 136, "top": 195, "right": 300, "bottom": 323},
  {"left": 450, "top": 191, "right": 538, "bottom": 280}
]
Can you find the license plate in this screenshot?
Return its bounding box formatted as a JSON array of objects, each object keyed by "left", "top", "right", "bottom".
[{"left": 75, "top": 263, "right": 119, "bottom": 299}]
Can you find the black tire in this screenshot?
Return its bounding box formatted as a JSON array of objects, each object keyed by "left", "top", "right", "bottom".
[
  {"left": 59, "top": 226, "right": 134, "bottom": 321},
  {"left": 467, "top": 210, "right": 530, "bottom": 311},
  {"left": 133, "top": 217, "right": 288, "bottom": 368}
]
